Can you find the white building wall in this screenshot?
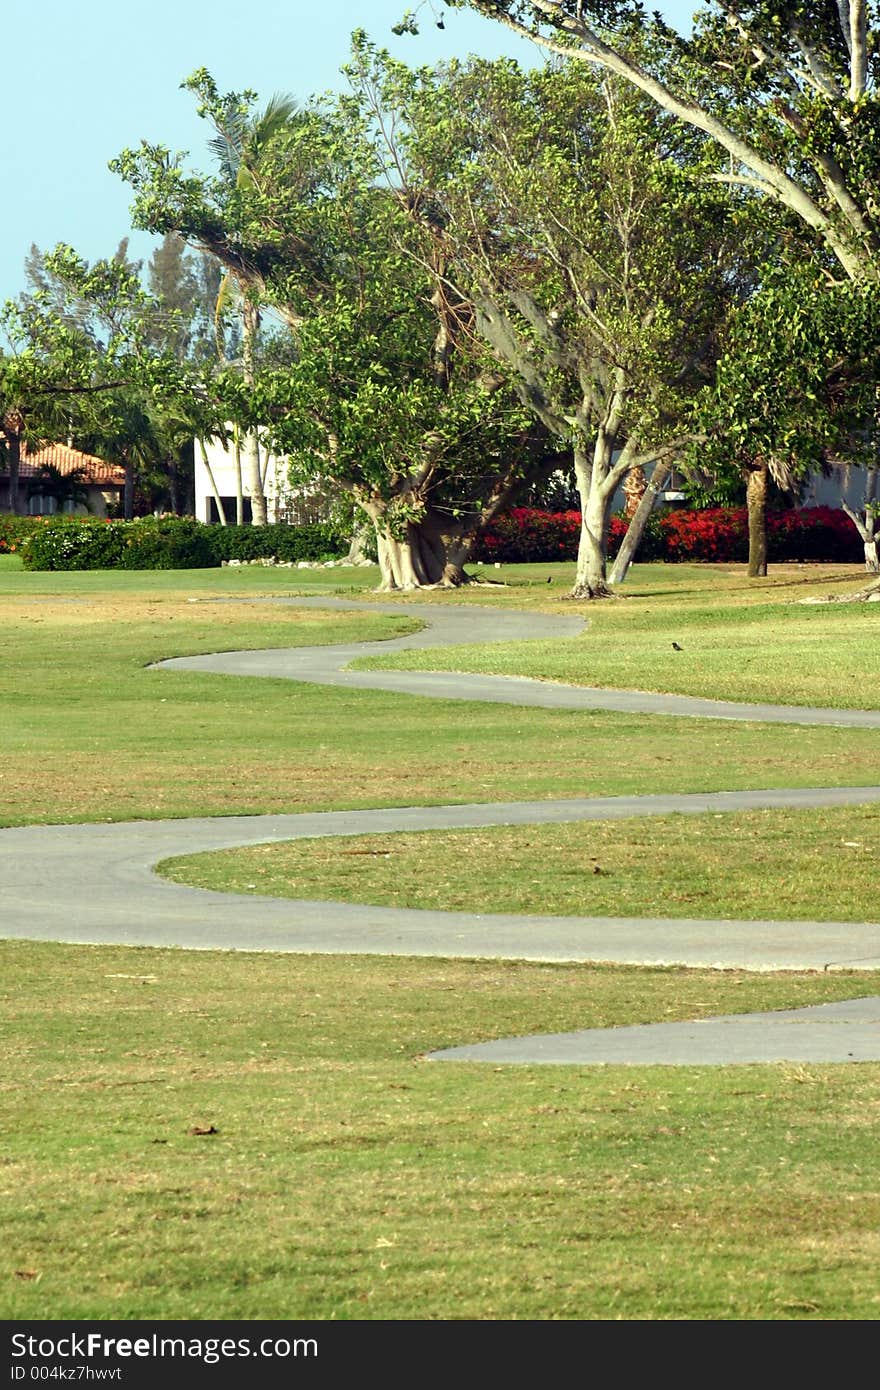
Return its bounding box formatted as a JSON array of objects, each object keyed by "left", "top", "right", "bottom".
[
  {"left": 194, "top": 434, "right": 289, "bottom": 525},
  {"left": 799, "top": 461, "right": 873, "bottom": 511}
]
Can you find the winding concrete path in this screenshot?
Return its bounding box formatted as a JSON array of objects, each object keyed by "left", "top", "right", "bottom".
[
  {"left": 4, "top": 594, "right": 880, "bottom": 1065},
  {"left": 160, "top": 594, "right": 880, "bottom": 727}
]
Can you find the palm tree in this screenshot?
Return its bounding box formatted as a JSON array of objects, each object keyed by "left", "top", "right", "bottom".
[
  {"left": 1, "top": 404, "right": 25, "bottom": 515},
  {"left": 26, "top": 463, "right": 90, "bottom": 515},
  {"left": 202, "top": 84, "right": 300, "bottom": 526}
]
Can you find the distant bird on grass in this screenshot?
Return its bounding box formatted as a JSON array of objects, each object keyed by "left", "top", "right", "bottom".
[{"left": 672, "top": 642, "right": 683, "bottom": 651}]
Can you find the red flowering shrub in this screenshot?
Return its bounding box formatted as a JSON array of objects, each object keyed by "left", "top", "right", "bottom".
[
  {"left": 660, "top": 508, "right": 750, "bottom": 561},
  {"left": 0, "top": 515, "right": 60, "bottom": 554},
  {"left": 767, "top": 506, "right": 862, "bottom": 561},
  {"left": 476, "top": 508, "right": 582, "bottom": 563},
  {"left": 475, "top": 506, "right": 864, "bottom": 564}
]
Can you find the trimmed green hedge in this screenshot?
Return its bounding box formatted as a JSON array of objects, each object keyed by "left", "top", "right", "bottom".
[
  {"left": 0, "top": 515, "right": 51, "bottom": 555},
  {"left": 15, "top": 515, "right": 350, "bottom": 571},
  {"left": 206, "top": 521, "right": 348, "bottom": 563},
  {"left": 10, "top": 505, "right": 864, "bottom": 571},
  {"left": 20, "top": 518, "right": 217, "bottom": 571}
]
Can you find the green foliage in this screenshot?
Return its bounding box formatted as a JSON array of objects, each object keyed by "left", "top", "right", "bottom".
[
  {"left": 146, "top": 232, "right": 220, "bottom": 361},
  {"left": 2, "top": 241, "right": 206, "bottom": 522},
  {"left": 697, "top": 268, "right": 880, "bottom": 487},
  {"left": 207, "top": 521, "right": 349, "bottom": 562},
  {"left": 0, "top": 514, "right": 50, "bottom": 553},
  {"left": 17, "top": 516, "right": 350, "bottom": 570},
  {"left": 360, "top": 42, "right": 758, "bottom": 483},
  {"left": 20, "top": 517, "right": 218, "bottom": 571},
  {"left": 461, "top": 3, "right": 880, "bottom": 283},
  {"left": 25, "top": 464, "right": 90, "bottom": 512},
  {"left": 113, "top": 66, "right": 558, "bottom": 571},
  {"left": 20, "top": 519, "right": 125, "bottom": 571}
]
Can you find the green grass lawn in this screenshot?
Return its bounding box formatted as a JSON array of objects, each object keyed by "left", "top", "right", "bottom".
[
  {"left": 1, "top": 559, "right": 878, "bottom": 827},
  {"left": 2, "top": 941, "right": 878, "bottom": 1321},
  {"left": 160, "top": 803, "right": 880, "bottom": 924},
  {"left": 2, "top": 555, "right": 880, "bottom": 1321},
  {"left": 354, "top": 560, "right": 880, "bottom": 708}
]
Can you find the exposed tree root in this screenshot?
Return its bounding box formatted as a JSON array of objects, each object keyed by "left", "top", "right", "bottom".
[
  {"left": 566, "top": 581, "right": 623, "bottom": 600},
  {"left": 800, "top": 578, "right": 880, "bottom": 604},
  {"left": 373, "top": 569, "right": 484, "bottom": 593}
]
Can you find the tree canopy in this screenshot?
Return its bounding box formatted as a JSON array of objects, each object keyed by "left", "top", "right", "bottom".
[
  {"left": 355, "top": 38, "right": 759, "bottom": 591},
  {"left": 455, "top": 2, "right": 880, "bottom": 283}
]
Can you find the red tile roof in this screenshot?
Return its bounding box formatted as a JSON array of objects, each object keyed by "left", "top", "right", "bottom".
[{"left": 18, "top": 442, "right": 125, "bottom": 487}]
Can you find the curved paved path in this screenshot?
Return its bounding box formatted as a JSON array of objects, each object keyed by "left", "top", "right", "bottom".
[
  {"left": 3, "top": 595, "right": 879, "bottom": 1064},
  {"left": 160, "top": 594, "right": 880, "bottom": 727}
]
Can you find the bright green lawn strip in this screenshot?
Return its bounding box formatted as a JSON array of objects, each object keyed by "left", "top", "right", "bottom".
[
  {"left": 4, "top": 569, "right": 878, "bottom": 826},
  {"left": 0, "top": 553, "right": 380, "bottom": 593},
  {"left": 353, "top": 564, "right": 880, "bottom": 709},
  {"left": 1, "top": 940, "right": 878, "bottom": 1321},
  {"left": 159, "top": 804, "right": 880, "bottom": 924}
]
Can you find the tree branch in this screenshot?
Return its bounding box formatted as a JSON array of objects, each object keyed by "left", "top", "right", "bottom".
[{"left": 467, "top": 0, "right": 876, "bottom": 282}]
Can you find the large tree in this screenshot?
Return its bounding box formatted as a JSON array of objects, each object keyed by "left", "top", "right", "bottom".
[
  {"left": 146, "top": 231, "right": 221, "bottom": 364},
  {"left": 448, "top": 2, "right": 880, "bottom": 587},
  {"left": 455, "top": 2, "right": 879, "bottom": 282},
  {"left": 365, "top": 44, "right": 754, "bottom": 594},
  {"left": 699, "top": 266, "right": 880, "bottom": 573},
  {"left": 113, "top": 72, "right": 304, "bottom": 527},
  {"left": 4, "top": 245, "right": 194, "bottom": 519},
  {"left": 114, "top": 73, "right": 559, "bottom": 587},
  {"left": 183, "top": 71, "right": 303, "bottom": 524},
  {"left": 2, "top": 247, "right": 143, "bottom": 515}
]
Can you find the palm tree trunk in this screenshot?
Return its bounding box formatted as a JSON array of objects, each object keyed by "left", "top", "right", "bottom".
[
  {"left": 198, "top": 437, "right": 227, "bottom": 525},
  {"left": 241, "top": 298, "right": 268, "bottom": 526},
  {"left": 746, "top": 460, "right": 769, "bottom": 577},
  {"left": 610, "top": 459, "right": 671, "bottom": 585},
  {"left": 232, "top": 425, "right": 244, "bottom": 526},
  {"left": 123, "top": 457, "right": 135, "bottom": 521},
  {"left": 3, "top": 413, "right": 24, "bottom": 516}
]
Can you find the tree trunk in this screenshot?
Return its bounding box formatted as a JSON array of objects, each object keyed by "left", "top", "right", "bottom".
[
  {"left": 4, "top": 425, "right": 22, "bottom": 516},
  {"left": 368, "top": 508, "right": 475, "bottom": 590},
  {"left": 842, "top": 466, "right": 878, "bottom": 572},
  {"left": 241, "top": 299, "right": 268, "bottom": 526},
  {"left": 439, "top": 534, "right": 476, "bottom": 586},
  {"left": 233, "top": 425, "right": 244, "bottom": 526},
  {"left": 347, "top": 520, "right": 373, "bottom": 564},
  {"left": 610, "top": 459, "right": 671, "bottom": 585},
  {"left": 197, "top": 438, "right": 227, "bottom": 526},
  {"left": 123, "top": 458, "right": 135, "bottom": 521},
  {"left": 570, "top": 439, "right": 617, "bottom": 598},
  {"left": 242, "top": 430, "right": 267, "bottom": 526},
  {"left": 746, "top": 460, "right": 769, "bottom": 577}
]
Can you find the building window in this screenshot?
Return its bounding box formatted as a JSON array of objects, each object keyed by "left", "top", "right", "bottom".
[{"left": 209, "top": 497, "right": 252, "bottom": 525}]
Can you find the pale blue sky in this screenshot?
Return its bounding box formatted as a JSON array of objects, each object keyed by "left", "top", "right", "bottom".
[{"left": 2, "top": 0, "right": 697, "bottom": 301}]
